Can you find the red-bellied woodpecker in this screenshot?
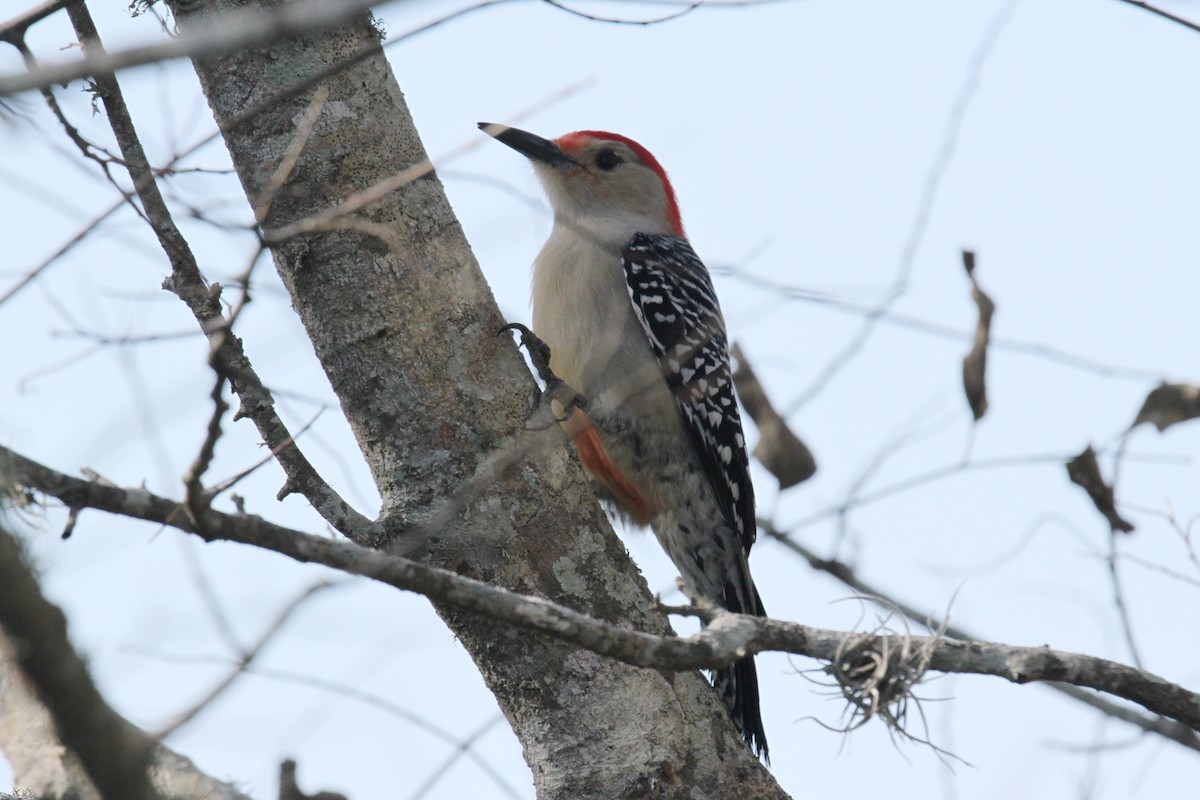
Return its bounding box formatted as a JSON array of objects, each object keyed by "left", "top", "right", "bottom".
[{"left": 480, "top": 123, "right": 768, "bottom": 759}]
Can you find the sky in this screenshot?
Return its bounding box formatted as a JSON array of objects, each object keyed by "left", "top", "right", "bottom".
[{"left": 2, "top": 0, "right": 1199, "bottom": 798}]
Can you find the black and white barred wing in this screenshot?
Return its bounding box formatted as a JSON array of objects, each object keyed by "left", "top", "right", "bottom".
[{"left": 620, "top": 232, "right": 757, "bottom": 555}]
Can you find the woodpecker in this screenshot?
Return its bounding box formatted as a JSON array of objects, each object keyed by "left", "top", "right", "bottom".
[{"left": 481, "top": 122, "right": 768, "bottom": 759}]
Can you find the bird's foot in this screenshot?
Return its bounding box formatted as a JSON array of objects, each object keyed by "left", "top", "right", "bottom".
[{"left": 499, "top": 322, "right": 588, "bottom": 429}]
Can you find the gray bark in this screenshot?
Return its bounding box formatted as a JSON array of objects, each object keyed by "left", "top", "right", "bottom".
[{"left": 169, "top": 1, "right": 788, "bottom": 797}]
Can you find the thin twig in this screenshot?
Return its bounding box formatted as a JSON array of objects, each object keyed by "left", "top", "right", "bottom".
[
  {"left": 787, "top": 451, "right": 1072, "bottom": 532},
  {"left": 540, "top": 0, "right": 700, "bottom": 24},
  {"left": 64, "top": 1, "right": 379, "bottom": 545},
  {"left": 1114, "top": 0, "right": 1200, "bottom": 34},
  {"left": 387, "top": 424, "right": 565, "bottom": 560},
  {"left": 154, "top": 581, "right": 340, "bottom": 739},
  {"left": 0, "top": 194, "right": 126, "bottom": 309},
  {"left": 205, "top": 410, "right": 326, "bottom": 502},
  {"left": 785, "top": 0, "right": 1022, "bottom": 414},
  {"left": 407, "top": 713, "right": 512, "bottom": 800},
  {"left": 1107, "top": 529, "right": 1144, "bottom": 668},
  {"left": 184, "top": 371, "right": 230, "bottom": 518},
  {"left": 832, "top": 406, "right": 957, "bottom": 555},
  {"left": 255, "top": 86, "right": 330, "bottom": 224},
  {"left": 1165, "top": 502, "right": 1200, "bottom": 577},
  {"left": 125, "top": 647, "right": 525, "bottom": 800},
  {"left": 718, "top": 266, "right": 1165, "bottom": 383}
]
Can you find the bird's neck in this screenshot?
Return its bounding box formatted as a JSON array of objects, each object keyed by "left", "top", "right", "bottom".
[{"left": 549, "top": 208, "right": 674, "bottom": 252}]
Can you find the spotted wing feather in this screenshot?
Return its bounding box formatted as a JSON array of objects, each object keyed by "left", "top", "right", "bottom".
[{"left": 620, "top": 232, "right": 757, "bottom": 555}]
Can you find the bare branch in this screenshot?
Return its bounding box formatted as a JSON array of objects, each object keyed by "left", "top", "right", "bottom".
[
  {"left": 13, "top": 37, "right": 143, "bottom": 213},
  {"left": 0, "top": 0, "right": 69, "bottom": 45},
  {"left": 761, "top": 522, "right": 1200, "bottom": 752},
  {"left": 0, "top": 0, "right": 390, "bottom": 97},
  {"left": 0, "top": 0, "right": 792, "bottom": 99},
  {"left": 6, "top": 444, "right": 1200, "bottom": 734},
  {"left": 1114, "top": 0, "right": 1200, "bottom": 34},
  {"left": 0, "top": 523, "right": 161, "bottom": 800},
  {"left": 63, "top": 2, "right": 380, "bottom": 545}
]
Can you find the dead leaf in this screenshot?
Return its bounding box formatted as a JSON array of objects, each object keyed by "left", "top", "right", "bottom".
[
  {"left": 731, "top": 344, "right": 816, "bottom": 489},
  {"left": 960, "top": 249, "right": 995, "bottom": 421},
  {"left": 1130, "top": 382, "right": 1200, "bottom": 433},
  {"left": 1066, "top": 445, "right": 1134, "bottom": 534}
]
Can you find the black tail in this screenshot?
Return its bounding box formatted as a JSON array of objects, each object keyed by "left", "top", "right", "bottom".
[
  {"left": 713, "top": 582, "right": 769, "bottom": 761},
  {"left": 714, "top": 654, "right": 768, "bottom": 761}
]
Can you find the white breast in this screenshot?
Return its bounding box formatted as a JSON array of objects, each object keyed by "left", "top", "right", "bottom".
[{"left": 531, "top": 224, "right": 680, "bottom": 425}]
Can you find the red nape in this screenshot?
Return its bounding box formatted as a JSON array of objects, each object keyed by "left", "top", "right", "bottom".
[{"left": 556, "top": 130, "right": 684, "bottom": 237}]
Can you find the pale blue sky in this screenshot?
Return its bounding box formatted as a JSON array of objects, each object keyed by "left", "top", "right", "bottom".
[{"left": 2, "top": 1, "right": 1199, "bottom": 798}]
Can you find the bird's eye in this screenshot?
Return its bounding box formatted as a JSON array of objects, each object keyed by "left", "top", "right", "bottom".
[{"left": 594, "top": 149, "right": 622, "bottom": 171}]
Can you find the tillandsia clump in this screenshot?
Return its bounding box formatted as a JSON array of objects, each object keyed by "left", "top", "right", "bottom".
[{"left": 816, "top": 598, "right": 956, "bottom": 761}]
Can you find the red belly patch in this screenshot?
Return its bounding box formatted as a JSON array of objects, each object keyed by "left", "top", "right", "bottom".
[{"left": 567, "top": 412, "right": 656, "bottom": 525}]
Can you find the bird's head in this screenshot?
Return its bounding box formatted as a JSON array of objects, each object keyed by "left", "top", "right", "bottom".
[{"left": 479, "top": 123, "right": 684, "bottom": 241}]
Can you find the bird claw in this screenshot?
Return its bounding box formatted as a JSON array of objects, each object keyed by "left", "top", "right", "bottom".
[
  {"left": 499, "top": 322, "right": 588, "bottom": 428},
  {"left": 499, "top": 323, "right": 552, "bottom": 380}
]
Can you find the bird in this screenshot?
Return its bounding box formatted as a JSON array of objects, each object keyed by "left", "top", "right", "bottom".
[{"left": 480, "top": 122, "right": 768, "bottom": 759}]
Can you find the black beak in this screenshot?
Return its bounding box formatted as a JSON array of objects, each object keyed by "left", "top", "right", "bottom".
[{"left": 478, "top": 122, "right": 578, "bottom": 168}]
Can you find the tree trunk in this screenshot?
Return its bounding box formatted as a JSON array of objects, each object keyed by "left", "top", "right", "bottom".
[{"left": 168, "top": 1, "right": 788, "bottom": 797}]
